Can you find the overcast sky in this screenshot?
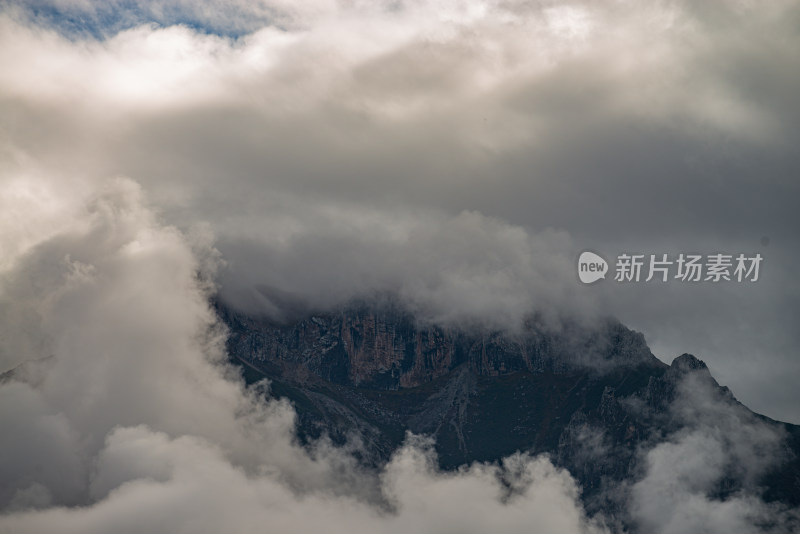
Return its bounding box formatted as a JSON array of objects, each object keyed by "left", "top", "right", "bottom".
[
  {"left": 4, "top": 0, "right": 797, "bottom": 422},
  {"left": 1, "top": 1, "right": 800, "bottom": 531}
]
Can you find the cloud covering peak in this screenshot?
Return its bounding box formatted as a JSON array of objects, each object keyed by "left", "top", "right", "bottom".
[{"left": 0, "top": 176, "right": 609, "bottom": 533}]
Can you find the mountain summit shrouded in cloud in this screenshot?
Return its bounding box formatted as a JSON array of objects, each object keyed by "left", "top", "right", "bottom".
[{"left": 1, "top": 1, "right": 799, "bottom": 532}]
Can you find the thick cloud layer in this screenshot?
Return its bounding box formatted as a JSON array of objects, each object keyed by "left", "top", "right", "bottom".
[
  {"left": 1, "top": 177, "right": 794, "bottom": 533},
  {"left": 1, "top": 1, "right": 799, "bottom": 531},
  {"left": 0, "top": 178, "right": 607, "bottom": 533},
  {"left": 2, "top": 0, "right": 798, "bottom": 421}
]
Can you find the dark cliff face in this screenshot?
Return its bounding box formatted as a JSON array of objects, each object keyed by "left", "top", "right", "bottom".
[
  {"left": 216, "top": 301, "right": 800, "bottom": 526},
  {"left": 219, "top": 302, "right": 663, "bottom": 390}
]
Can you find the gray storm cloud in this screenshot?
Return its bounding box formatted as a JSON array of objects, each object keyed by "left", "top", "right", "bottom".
[{"left": 1, "top": 0, "right": 799, "bottom": 531}]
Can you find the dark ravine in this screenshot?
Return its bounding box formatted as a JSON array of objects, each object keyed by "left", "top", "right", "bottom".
[{"left": 217, "top": 300, "right": 800, "bottom": 523}]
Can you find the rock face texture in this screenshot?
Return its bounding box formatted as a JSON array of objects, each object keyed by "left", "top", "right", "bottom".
[
  {"left": 218, "top": 301, "right": 800, "bottom": 523},
  {"left": 221, "top": 303, "right": 660, "bottom": 389}
]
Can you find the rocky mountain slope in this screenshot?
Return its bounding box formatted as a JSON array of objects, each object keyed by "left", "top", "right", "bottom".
[{"left": 217, "top": 301, "right": 800, "bottom": 524}]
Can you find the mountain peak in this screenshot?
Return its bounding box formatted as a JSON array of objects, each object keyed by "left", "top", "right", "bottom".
[
  {"left": 670, "top": 353, "right": 709, "bottom": 374},
  {"left": 219, "top": 301, "right": 800, "bottom": 523}
]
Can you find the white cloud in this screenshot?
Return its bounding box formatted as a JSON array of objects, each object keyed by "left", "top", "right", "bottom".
[{"left": 0, "top": 177, "right": 603, "bottom": 533}]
